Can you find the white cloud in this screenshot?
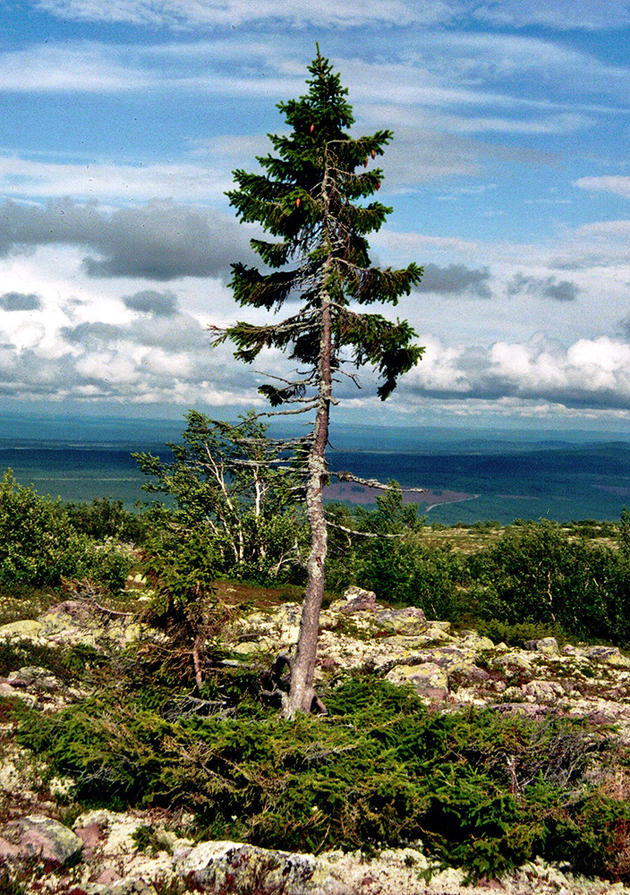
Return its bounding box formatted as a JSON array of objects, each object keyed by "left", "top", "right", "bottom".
[
  {"left": 401, "top": 334, "right": 630, "bottom": 410},
  {"left": 34, "top": 0, "right": 464, "bottom": 28},
  {"left": 33, "top": 0, "right": 630, "bottom": 31},
  {"left": 0, "top": 156, "right": 232, "bottom": 202},
  {"left": 474, "top": 0, "right": 630, "bottom": 31},
  {"left": 0, "top": 42, "right": 151, "bottom": 92},
  {"left": 575, "top": 177, "right": 630, "bottom": 199}
]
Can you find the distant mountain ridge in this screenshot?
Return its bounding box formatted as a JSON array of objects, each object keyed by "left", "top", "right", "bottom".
[{"left": 1, "top": 414, "right": 629, "bottom": 523}]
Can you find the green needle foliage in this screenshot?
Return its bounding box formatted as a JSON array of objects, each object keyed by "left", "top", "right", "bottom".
[
  {"left": 216, "top": 48, "right": 424, "bottom": 714},
  {"left": 222, "top": 48, "right": 423, "bottom": 399},
  {"left": 19, "top": 676, "right": 630, "bottom": 881}
]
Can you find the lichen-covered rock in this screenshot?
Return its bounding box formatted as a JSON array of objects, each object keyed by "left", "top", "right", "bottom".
[
  {"left": 0, "top": 745, "right": 42, "bottom": 797},
  {"left": 585, "top": 645, "right": 630, "bottom": 667},
  {"left": 0, "top": 619, "right": 43, "bottom": 640},
  {"left": 4, "top": 815, "right": 83, "bottom": 865},
  {"left": 492, "top": 650, "right": 534, "bottom": 673},
  {"left": 522, "top": 679, "right": 565, "bottom": 703},
  {"left": 375, "top": 606, "right": 428, "bottom": 635},
  {"left": 70, "top": 808, "right": 194, "bottom": 894},
  {"left": 342, "top": 585, "right": 377, "bottom": 611},
  {"left": 421, "top": 645, "right": 477, "bottom": 672},
  {"left": 8, "top": 665, "right": 62, "bottom": 692},
  {"left": 37, "top": 601, "right": 142, "bottom": 648},
  {"left": 386, "top": 662, "right": 449, "bottom": 701},
  {"left": 228, "top": 602, "right": 303, "bottom": 656},
  {"left": 458, "top": 631, "right": 495, "bottom": 652},
  {"left": 178, "top": 840, "right": 317, "bottom": 895},
  {"left": 87, "top": 878, "right": 158, "bottom": 895},
  {"left": 524, "top": 637, "right": 559, "bottom": 656}
]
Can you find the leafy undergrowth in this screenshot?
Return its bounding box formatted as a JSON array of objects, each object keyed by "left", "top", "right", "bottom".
[{"left": 16, "top": 669, "right": 630, "bottom": 883}]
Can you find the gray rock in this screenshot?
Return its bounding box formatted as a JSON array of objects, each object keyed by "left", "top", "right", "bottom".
[
  {"left": 8, "top": 666, "right": 62, "bottom": 692},
  {"left": 343, "top": 586, "right": 377, "bottom": 611},
  {"left": 178, "top": 840, "right": 317, "bottom": 895},
  {"left": 524, "top": 637, "right": 559, "bottom": 656},
  {"left": 584, "top": 645, "right": 630, "bottom": 667},
  {"left": 449, "top": 664, "right": 491, "bottom": 687},
  {"left": 5, "top": 814, "right": 83, "bottom": 865}
]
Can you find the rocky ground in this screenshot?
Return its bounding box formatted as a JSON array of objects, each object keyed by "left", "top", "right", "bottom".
[{"left": 2, "top": 585, "right": 630, "bottom": 894}]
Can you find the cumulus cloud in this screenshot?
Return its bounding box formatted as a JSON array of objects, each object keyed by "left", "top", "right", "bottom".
[
  {"left": 420, "top": 263, "right": 491, "bottom": 297},
  {"left": 6, "top": 286, "right": 630, "bottom": 413},
  {"left": 1, "top": 301, "right": 256, "bottom": 406},
  {"left": 507, "top": 273, "right": 579, "bottom": 302},
  {"left": 60, "top": 309, "right": 211, "bottom": 353},
  {"left": 0, "top": 199, "right": 253, "bottom": 281},
  {"left": 123, "top": 290, "right": 178, "bottom": 317},
  {"left": 0, "top": 292, "right": 42, "bottom": 311},
  {"left": 400, "top": 334, "right": 630, "bottom": 410},
  {"left": 62, "top": 322, "right": 125, "bottom": 347}
]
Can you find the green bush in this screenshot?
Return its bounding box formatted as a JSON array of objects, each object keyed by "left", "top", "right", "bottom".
[
  {"left": 66, "top": 497, "right": 149, "bottom": 543},
  {"left": 357, "top": 539, "right": 465, "bottom": 619},
  {"left": 325, "top": 486, "right": 466, "bottom": 617},
  {"left": 0, "top": 470, "right": 134, "bottom": 593},
  {"left": 467, "top": 520, "right": 630, "bottom": 644},
  {"left": 0, "top": 470, "right": 92, "bottom": 587},
  {"left": 18, "top": 675, "right": 630, "bottom": 880},
  {"left": 133, "top": 411, "right": 306, "bottom": 583},
  {"left": 476, "top": 619, "right": 567, "bottom": 649}
]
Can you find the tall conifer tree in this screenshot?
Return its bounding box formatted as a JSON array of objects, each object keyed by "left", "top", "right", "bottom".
[{"left": 217, "top": 49, "right": 424, "bottom": 715}]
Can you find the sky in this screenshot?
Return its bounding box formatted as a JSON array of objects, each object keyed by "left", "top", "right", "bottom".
[{"left": 1, "top": 0, "right": 630, "bottom": 433}]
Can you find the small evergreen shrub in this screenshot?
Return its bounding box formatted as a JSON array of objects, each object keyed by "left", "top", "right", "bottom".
[
  {"left": 476, "top": 619, "right": 567, "bottom": 648},
  {"left": 18, "top": 676, "right": 630, "bottom": 881}
]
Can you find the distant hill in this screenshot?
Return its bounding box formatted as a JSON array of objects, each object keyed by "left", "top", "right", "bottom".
[
  {"left": 1, "top": 413, "right": 629, "bottom": 523},
  {"left": 326, "top": 442, "right": 630, "bottom": 523}
]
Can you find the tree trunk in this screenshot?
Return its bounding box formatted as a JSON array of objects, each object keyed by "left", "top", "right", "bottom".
[{"left": 284, "top": 280, "right": 332, "bottom": 717}]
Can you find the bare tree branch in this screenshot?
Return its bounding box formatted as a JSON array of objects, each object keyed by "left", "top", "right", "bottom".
[
  {"left": 331, "top": 470, "right": 426, "bottom": 493},
  {"left": 324, "top": 519, "right": 407, "bottom": 539}
]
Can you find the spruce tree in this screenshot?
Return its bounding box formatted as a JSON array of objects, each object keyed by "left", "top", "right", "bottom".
[{"left": 216, "top": 48, "right": 424, "bottom": 715}]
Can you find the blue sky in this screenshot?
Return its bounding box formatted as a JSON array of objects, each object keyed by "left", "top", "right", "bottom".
[{"left": 1, "top": 0, "right": 630, "bottom": 431}]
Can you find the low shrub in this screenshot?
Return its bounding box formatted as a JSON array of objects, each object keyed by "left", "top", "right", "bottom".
[
  {"left": 65, "top": 497, "right": 149, "bottom": 543},
  {"left": 467, "top": 520, "right": 630, "bottom": 645},
  {"left": 0, "top": 471, "right": 91, "bottom": 588},
  {"left": 0, "top": 471, "right": 134, "bottom": 594},
  {"left": 18, "top": 675, "right": 630, "bottom": 880},
  {"left": 475, "top": 619, "right": 568, "bottom": 648}
]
